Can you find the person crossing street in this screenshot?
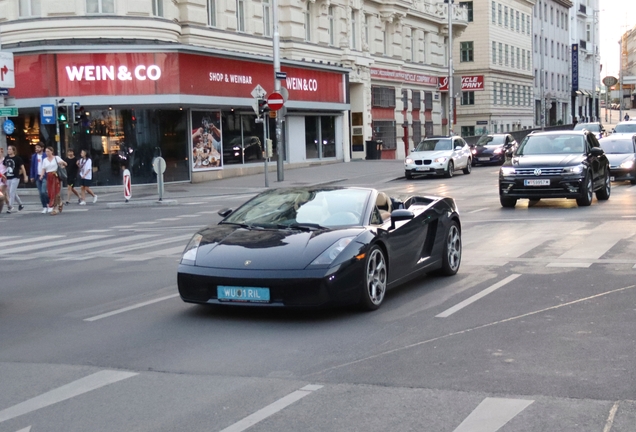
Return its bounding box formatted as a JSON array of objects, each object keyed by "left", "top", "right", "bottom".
[{"left": 3, "top": 145, "right": 28, "bottom": 213}]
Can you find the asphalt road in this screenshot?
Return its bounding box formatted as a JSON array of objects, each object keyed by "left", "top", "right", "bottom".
[{"left": 1, "top": 164, "right": 636, "bottom": 432}]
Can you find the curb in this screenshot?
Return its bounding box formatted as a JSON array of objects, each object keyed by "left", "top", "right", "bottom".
[{"left": 106, "top": 199, "right": 179, "bottom": 209}]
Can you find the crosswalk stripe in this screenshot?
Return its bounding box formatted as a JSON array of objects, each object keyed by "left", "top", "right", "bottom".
[
  {"left": 29, "top": 234, "right": 159, "bottom": 256},
  {"left": 558, "top": 222, "right": 633, "bottom": 260},
  {"left": 147, "top": 244, "right": 187, "bottom": 257},
  {"left": 0, "top": 235, "right": 64, "bottom": 248},
  {"left": 94, "top": 234, "right": 192, "bottom": 256},
  {"left": 452, "top": 397, "right": 534, "bottom": 432},
  {"left": 0, "top": 235, "right": 111, "bottom": 255}
]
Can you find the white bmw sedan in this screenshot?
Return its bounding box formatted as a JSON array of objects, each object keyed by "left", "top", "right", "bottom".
[{"left": 405, "top": 136, "right": 472, "bottom": 179}]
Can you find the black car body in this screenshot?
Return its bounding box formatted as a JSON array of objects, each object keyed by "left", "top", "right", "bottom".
[
  {"left": 599, "top": 133, "right": 636, "bottom": 184},
  {"left": 499, "top": 130, "right": 611, "bottom": 207},
  {"left": 471, "top": 134, "right": 518, "bottom": 165},
  {"left": 178, "top": 187, "right": 462, "bottom": 310}
]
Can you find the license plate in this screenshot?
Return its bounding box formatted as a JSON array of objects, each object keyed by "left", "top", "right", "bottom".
[
  {"left": 217, "top": 286, "right": 270, "bottom": 303},
  {"left": 610, "top": 176, "right": 615, "bottom": 181},
  {"left": 524, "top": 179, "right": 550, "bottom": 186},
  {"left": 416, "top": 167, "right": 430, "bottom": 171},
  {"left": 478, "top": 157, "right": 490, "bottom": 161}
]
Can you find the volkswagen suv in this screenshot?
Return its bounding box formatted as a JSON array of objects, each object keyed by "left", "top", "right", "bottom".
[{"left": 498, "top": 130, "right": 611, "bottom": 208}]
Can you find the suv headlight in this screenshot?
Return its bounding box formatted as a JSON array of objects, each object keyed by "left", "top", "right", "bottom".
[
  {"left": 620, "top": 160, "right": 634, "bottom": 169},
  {"left": 434, "top": 157, "right": 448, "bottom": 163},
  {"left": 562, "top": 165, "right": 585, "bottom": 175},
  {"left": 500, "top": 167, "right": 516, "bottom": 175},
  {"left": 181, "top": 233, "right": 203, "bottom": 265},
  {"left": 405, "top": 158, "right": 414, "bottom": 164}
]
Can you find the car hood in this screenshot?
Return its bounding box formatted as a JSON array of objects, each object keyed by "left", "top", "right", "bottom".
[
  {"left": 474, "top": 145, "right": 502, "bottom": 154},
  {"left": 606, "top": 154, "right": 635, "bottom": 165},
  {"left": 194, "top": 224, "right": 365, "bottom": 270},
  {"left": 408, "top": 150, "right": 453, "bottom": 159},
  {"left": 510, "top": 154, "right": 585, "bottom": 167}
]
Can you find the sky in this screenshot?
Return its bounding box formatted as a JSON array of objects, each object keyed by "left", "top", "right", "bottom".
[{"left": 599, "top": 0, "right": 636, "bottom": 78}]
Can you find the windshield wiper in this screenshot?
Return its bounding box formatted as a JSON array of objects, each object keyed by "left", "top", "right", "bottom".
[
  {"left": 279, "top": 222, "right": 327, "bottom": 231},
  {"left": 219, "top": 221, "right": 262, "bottom": 229}
]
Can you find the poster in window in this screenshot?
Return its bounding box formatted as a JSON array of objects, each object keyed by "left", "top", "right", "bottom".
[{"left": 191, "top": 111, "right": 223, "bottom": 171}]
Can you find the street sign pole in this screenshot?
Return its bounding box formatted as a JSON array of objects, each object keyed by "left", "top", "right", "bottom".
[
  {"left": 273, "top": 0, "right": 284, "bottom": 181},
  {"left": 55, "top": 99, "right": 62, "bottom": 156}
]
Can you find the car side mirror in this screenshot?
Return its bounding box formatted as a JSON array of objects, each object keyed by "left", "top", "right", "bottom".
[
  {"left": 590, "top": 147, "right": 604, "bottom": 156},
  {"left": 390, "top": 209, "right": 415, "bottom": 230},
  {"left": 455, "top": 145, "right": 463, "bottom": 150},
  {"left": 218, "top": 208, "right": 233, "bottom": 217}
]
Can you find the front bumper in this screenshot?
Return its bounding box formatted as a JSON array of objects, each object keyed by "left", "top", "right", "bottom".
[
  {"left": 473, "top": 153, "right": 505, "bottom": 164},
  {"left": 609, "top": 167, "right": 635, "bottom": 182},
  {"left": 499, "top": 175, "right": 585, "bottom": 199},
  {"left": 177, "top": 261, "right": 365, "bottom": 308}
]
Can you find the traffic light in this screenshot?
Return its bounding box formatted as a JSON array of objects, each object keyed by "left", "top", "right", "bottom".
[
  {"left": 58, "top": 106, "right": 67, "bottom": 123},
  {"left": 257, "top": 99, "right": 269, "bottom": 115},
  {"left": 73, "top": 105, "right": 83, "bottom": 125}
]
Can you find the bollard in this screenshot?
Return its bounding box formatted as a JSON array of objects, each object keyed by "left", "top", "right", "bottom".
[{"left": 123, "top": 167, "right": 131, "bottom": 203}]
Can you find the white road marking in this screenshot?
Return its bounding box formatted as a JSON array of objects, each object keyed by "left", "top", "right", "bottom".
[
  {"left": 0, "top": 236, "right": 63, "bottom": 248},
  {"left": 84, "top": 293, "right": 180, "bottom": 322},
  {"left": 0, "top": 235, "right": 110, "bottom": 255},
  {"left": 134, "top": 221, "right": 159, "bottom": 225},
  {"left": 546, "top": 262, "right": 592, "bottom": 268},
  {"left": 218, "top": 385, "right": 323, "bottom": 432},
  {"left": 558, "top": 222, "right": 633, "bottom": 261},
  {"left": 93, "top": 234, "right": 192, "bottom": 256},
  {"left": 0, "top": 370, "right": 138, "bottom": 424},
  {"left": 183, "top": 202, "right": 206, "bottom": 205},
  {"left": 452, "top": 397, "right": 534, "bottom": 432},
  {"left": 467, "top": 207, "right": 489, "bottom": 214},
  {"left": 157, "top": 218, "right": 181, "bottom": 221},
  {"left": 146, "top": 245, "right": 187, "bottom": 257},
  {"left": 14, "top": 426, "right": 31, "bottom": 432},
  {"left": 30, "top": 234, "right": 158, "bottom": 256},
  {"left": 110, "top": 225, "right": 133, "bottom": 229},
  {"left": 83, "top": 230, "right": 112, "bottom": 233},
  {"left": 176, "top": 214, "right": 201, "bottom": 218},
  {"left": 197, "top": 211, "right": 221, "bottom": 214},
  {"left": 603, "top": 402, "right": 620, "bottom": 432},
  {"left": 436, "top": 274, "right": 521, "bottom": 318}
]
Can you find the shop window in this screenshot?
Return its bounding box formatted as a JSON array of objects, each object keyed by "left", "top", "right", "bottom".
[
  {"left": 86, "top": 0, "right": 114, "bottom": 13},
  {"left": 461, "top": 126, "right": 475, "bottom": 137},
  {"left": 460, "top": 42, "right": 474, "bottom": 62},
  {"left": 208, "top": 0, "right": 216, "bottom": 27},
  {"left": 371, "top": 86, "right": 396, "bottom": 108},
  {"left": 152, "top": 0, "right": 163, "bottom": 17},
  {"left": 412, "top": 121, "right": 422, "bottom": 145},
  {"left": 412, "top": 90, "right": 421, "bottom": 110},
  {"left": 221, "top": 111, "right": 267, "bottom": 165},
  {"left": 459, "top": 2, "right": 473, "bottom": 22},
  {"left": 461, "top": 91, "right": 475, "bottom": 105},
  {"left": 304, "top": 116, "right": 336, "bottom": 159},
  {"left": 372, "top": 120, "right": 396, "bottom": 150},
  {"left": 19, "top": 0, "right": 41, "bottom": 17},
  {"left": 424, "top": 92, "right": 433, "bottom": 111}
]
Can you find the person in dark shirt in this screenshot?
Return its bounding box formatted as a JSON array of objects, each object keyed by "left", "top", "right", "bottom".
[
  {"left": 63, "top": 148, "right": 81, "bottom": 205},
  {"left": 3, "top": 145, "right": 28, "bottom": 213}
]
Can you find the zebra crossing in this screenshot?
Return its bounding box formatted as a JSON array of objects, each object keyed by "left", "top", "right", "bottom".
[{"left": 0, "top": 231, "right": 193, "bottom": 262}]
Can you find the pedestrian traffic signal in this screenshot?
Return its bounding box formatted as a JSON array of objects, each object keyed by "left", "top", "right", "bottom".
[
  {"left": 58, "top": 106, "right": 67, "bottom": 122},
  {"left": 257, "top": 99, "right": 269, "bottom": 115},
  {"left": 73, "top": 105, "right": 83, "bottom": 125}
]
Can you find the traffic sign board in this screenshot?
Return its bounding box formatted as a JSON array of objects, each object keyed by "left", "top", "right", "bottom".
[
  {"left": 602, "top": 76, "right": 618, "bottom": 87},
  {"left": 0, "top": 52, "right": 15, "bottom": 88},
  {"left": 3, "top": 119, "right": 15, "bottom": 135},
  {"left": 251, "top": 84, "right": 267, "bottom": 99},
  {"left": 0, "top": 107, "right": 18, "bottom": 117},
  {"left": 275, "top": 71, "right": 287, "bottom": 80},
  {"left": 267, "top": 92, "right": 284, "bottom": 111}
]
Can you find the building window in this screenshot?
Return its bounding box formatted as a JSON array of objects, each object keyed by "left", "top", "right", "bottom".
[
  {"left": 492, "top": 1, "right": 496, "bottom": 23},
  {"left": 364, "top": 14, "right": 369, "bottom": 46},
  {"left": 544, "top": 3, "right": 547, "bottom": 21},
  {"left": 586, "top": 23, "right": 591, "bottom": 42},
  {"left": 534, "top": 69, "right": 538, "bottom": 87},
  {"left": 412, "top": 120, "right": 422, "bottom": 145},
  {"left": 372, "top": 120, "right": 397, "bottom": 150},
  {"left": 498, "top": 43, "right": 503, "bottom": 65},
  {"left": 461, "top": 126, "right": 475, "bottom": 137},
  {"left": 527, "top": 15, "right": 530, "bottom": 34},
  {"left": 236, "top": 0, "right": 245, "bottom": 32},
  {"left": 460, "top": 1, "right": 473, "bottom": 22},
  {"left": 492, "top": 41, "right": 497, "bottom": 64},
  {"left": 207, "top": 0, "right": 216, "bottom": 27},
  {"left": 556, "top": 42, "right": 560, "bottom": 59},
  {"left": 412, "top": 90, "right": 421, "bottom": 110},
  {"left": 371, "top": 86, "right": 396, "bottom": 108},
  {"left": 522, "top": 49, "right": 526, "bottom": 69},
  {"left": 504, "top": 44, "right": 509, "bottom": 65},
  {"left": 86, "top": 0, "right": 114, "bottom": 13},
  {"left": 516, "top": 11, "right": 520, "bottom": 31},
  {"left": 527, "top": 51, "right": 531, "bottom": 70},
  {"left": 550, "top": 6, "right": 554, "bottom": 24},
  {"left": 511, "top": 46, "right": 515, "bottom": 68},
  {"left": 351, "top": 10, "right": 357, "bottom": 50},
  {"left": 327, "top": 6, "right": 335, "bottom": 46},
  {"left": 19, "top": 0, "right": 41, "bottom": 16},
  {"left": 506, "top": 84, "right": 510, "bottom": 105},
  {"left": 460, "top": 42, "right": 474, "bottom": 62},
  {"left": 521, "top": 13, "right": 525, "bottom": 33},
  {"left": 498, "top": 4, "right": 502, "bottom": 25},
  {"left": 517, "top": 47, "right": 520, "bottom": 68},
  {"left": 410, "top": 29, "right": 415, "bottom": 61},
  {"left": 534, "top": 35, "right": 537, "bottom": 53},
  {"left": 493, "top": 82, "right": 497, "bottom": 104},
  {"left": 304, "top": 3, "right": 312, "bottom": 42},
  {"left": 263, "top": 0, "right": 272, "bottom": 37},
  {"left": 504, "top": 6, "right": 508, "bottom": 27},
  {"left": 383, "top": 23, "right": 389, "bottom": 55},
  {"left": 461, "top": 91, "right": 475, "bottom": 105},
  {"left": 151, "top": 0, "right": 163, "bottom": 16},
  {"left": 499, "top": 82, "right": 503, "bottom": 103}
]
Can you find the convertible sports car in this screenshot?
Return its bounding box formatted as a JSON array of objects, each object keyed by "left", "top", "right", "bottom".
[{"left": 178, "top": 187, "right": 462, "bottom": 310}]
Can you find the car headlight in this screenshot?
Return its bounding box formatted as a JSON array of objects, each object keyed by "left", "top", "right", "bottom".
[
  {"left": 620, "top": 160, "right": 634, "bottom": 169},
  {"left": 562, "top": 165, "right": 585, "bottom": 175},
  {"left": 181, "top": 233, "right": 203, "bottom": 265},
  {"left": 434, "top": 157, "right": 448, "bottom": 163},
  {"left": 500, "top": 167, "right": 516, "bottom": 175},
  {"left": 310, "top": 237, "right": 355, "bottom": 266},
  {"left": 493, "top": 148, "right": 503, "bottom": 154},
  {"left": 405, "top": 158, "right": 414, "bottom": 164},
  {"left": 471, "top": 149, "right": 477, "bottom": 154}
]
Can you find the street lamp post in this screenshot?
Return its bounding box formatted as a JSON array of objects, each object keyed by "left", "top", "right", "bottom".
[
  {"left": 619, "top": 39, "right": 624, "bottom": 122},
  {"left": 55, "top": 98, "right": 65, "bottom": 156},
  {"left": 591, "top": 10, "right": 597, "bottom": 121},
  {"left": 273, "top": 0, "right": 284, "bottom": 181},
  {"left": 447, "top": 0, "right": 454, "bottom": 136},
  {"left": 540, "top": 23, "right": 545, "bottom": 130}
]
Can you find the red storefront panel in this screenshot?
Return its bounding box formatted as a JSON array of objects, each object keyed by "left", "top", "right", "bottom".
[{"left": 12, "top": 52, "right": 345, "bottom": 104}]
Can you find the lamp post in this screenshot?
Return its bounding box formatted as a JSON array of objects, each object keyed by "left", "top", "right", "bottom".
[
  {"left": 55, "top": 98, "right": 65, "bottom": 156},
  {"left": 540, "top": 23, "right": 545, "bottom": 130},
  {"left": 446, "top": 0, "right": 454, "bottom": 136},
  {"left": 591, "top": 10, "right": 598, "bottom": 121},
  {"left": 273, "top": 0, "right": 284, "bottom": 181},
  {"left": 619, "top": 38, "right": 624, "bottom": 122}
]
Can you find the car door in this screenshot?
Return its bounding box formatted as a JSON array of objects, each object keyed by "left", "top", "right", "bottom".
[{"left": 454, "top": 138, "right": 469, "bottom": 168}]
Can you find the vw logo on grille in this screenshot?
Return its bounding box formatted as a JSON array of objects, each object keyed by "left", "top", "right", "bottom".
[{"left": 534, "top": 169, "right": 542, "bottom": 176}]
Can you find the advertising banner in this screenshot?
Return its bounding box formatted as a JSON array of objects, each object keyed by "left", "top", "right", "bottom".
[
  {"left": 438, "top": 75, "right": 485, "bottom": 92},
  {"left": 572, "top": 44, "right": 579, "bottom": 92},
  {"left": 370, "top": 68, "right": 438, "bottom": 86},
  {"left": 191, "top": 111, "right": 222, "bottom": 171}
]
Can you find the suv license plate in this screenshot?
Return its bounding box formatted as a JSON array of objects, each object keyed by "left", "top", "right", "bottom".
[
  {"left": 524, "top": 179, "right": 550, "bottom": 186},
  {"left": 416, "top": 167, "right": 430, "bottom": 171}
]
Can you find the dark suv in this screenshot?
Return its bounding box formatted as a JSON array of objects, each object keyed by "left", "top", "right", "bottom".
[{"left": 499, "top": 130, "right": 611, "bottom": 208}]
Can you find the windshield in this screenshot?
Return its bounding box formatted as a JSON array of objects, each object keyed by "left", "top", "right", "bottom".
[
  {"left": 614, "top": 123, "right": 636, "bottom": 133},
  {"left": 599, "top": 139, "right": 635, "bottom": 154},
  {"left": 476, "top": 135, "right": 505, "bottom": 146},
  {"left": 517, "top": 134, "right": 586, "bottom": 155},
  {"left": 223, "top": 188, "right": 371, "bottom": 228},
  {"left": 415, "top": 138, "right": 452, "bottom": 151},
  {"left": 573, "top": 123, "right": 601, "bottom": 132}
]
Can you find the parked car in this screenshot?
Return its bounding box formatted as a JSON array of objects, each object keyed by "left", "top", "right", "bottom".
[
  {"left": 612, "top": 120, "right": 636, "bottom": 134},
  {"left": 178, "top": 187, "right": 462, "bottom": 310},
  {"left": 573, "top": 122, "right": 605, "bottom": 140},
  {"left": 499, "top": 130, "right": 611, "bottom": 208},
  {"left": 471, "top": 134, "right": 518, "bottom": 166},
  {"left": 598, "top": 133, "right": 636, "bottom": 184},
  {"left": 405, "top": 136, "right": 472, "bottom": 179}
]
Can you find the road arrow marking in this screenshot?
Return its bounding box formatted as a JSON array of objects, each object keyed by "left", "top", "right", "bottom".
[
  {"left": 0, "top": 370, "right": 138, "bottom": 424},
  {"left": 452, "top": 397, "right": 534, "bottom": 432}
]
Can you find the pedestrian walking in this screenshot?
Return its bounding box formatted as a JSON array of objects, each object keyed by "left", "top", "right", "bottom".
[
  {"left": 625, "top": 113, "right": 630, "bottom": 121},
  {"left": 30, "top": 143, "right": 50, "bottom": 213},
  {"left": 39, "top": 146, "right": 67, "bottom": 215},
  {"left": 0, "top": 148, "right": 8, "bottom": 213},
  {"left": 63, "top": 148, "right": 80, "bottom": 205},
  {"left": 78, "top": 149, "right": 97, "bottom": 205},
  {"left": 3, "top": 145, "right": 27, "bottom": 213}
]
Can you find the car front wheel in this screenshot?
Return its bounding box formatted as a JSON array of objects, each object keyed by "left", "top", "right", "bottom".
[
  {"left": 436, "top": 221, "right": 462, "bottom": 276},
  {"left": 463, "top": 159, "right": 472, "bottom": 174},
  {"left": 405, "top": 171, "right": 413, "bottom": 180},
  {"left": 359, "top": 245, "right": 387, "bottom": 311},
  {"left": 595, "top": 171, "right": 611, "bottom": 200},
  {"left": 500, "top": 196, "right": 517, "bottom": 208},
  {"left": 576, "top": 172, "right": 594, "bottom": 206},
  {"left": 444, "top": 161, "right": 454, "bottom": 178}
]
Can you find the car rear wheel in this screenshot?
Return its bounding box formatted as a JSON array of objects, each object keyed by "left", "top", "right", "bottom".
[
  {"left": 436, "top": 221, "right": 461, "bottom": 276},
  {"left": 576, "top": 172, "right": 594, "bottom": 206},
  {"left": 405, "top": 171, "right": 413, "bottom": 180},
  {"left": 359, "top": 245, "right": 387, "bottom": 311},
  {"left": 463, "top": 159, "right": 472, "bottom": 174},
  {"left": 595, "top": 171, "right": 611, "bottom": 200},
  {"left": 444, "top": 161, "right": 454, "bottom": 178},
  {"left": 500, "top": 196, "right": 517, "bottom": 208}
]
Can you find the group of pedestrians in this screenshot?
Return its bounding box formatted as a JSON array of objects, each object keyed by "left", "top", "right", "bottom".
[{"left": 0, "top": 144, "right": 98, "bottom": 216}]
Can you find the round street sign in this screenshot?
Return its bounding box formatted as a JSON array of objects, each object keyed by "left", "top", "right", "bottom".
[
  {"left": 3, "top": 119, "right": 15, "bottom": 135},
  {"left": 603, "top": 76, "right": 618, "bottom": 87},
  {"left": 267, "top": 92, "right": 284, "bottom": 111}
]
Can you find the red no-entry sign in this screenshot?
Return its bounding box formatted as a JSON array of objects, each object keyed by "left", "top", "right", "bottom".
[{"left": 267, "top": 92, "right": 284, "bottom": 111}]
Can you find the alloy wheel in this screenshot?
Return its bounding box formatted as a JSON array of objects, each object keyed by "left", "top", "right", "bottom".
[
  {"left": 366, "top": 248, "right": 387, "bottom": 306},
  {"left": 446, "top": 224, "right": 461, "bottom": 272}
]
